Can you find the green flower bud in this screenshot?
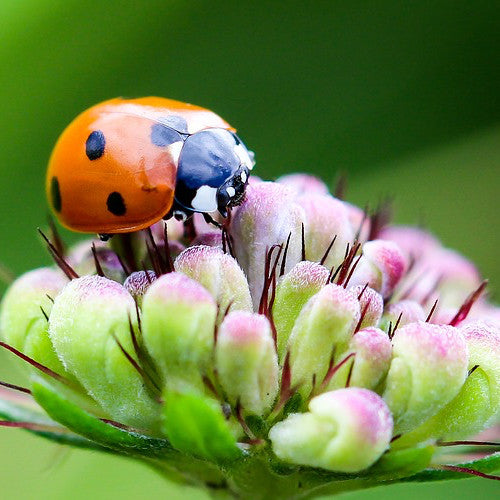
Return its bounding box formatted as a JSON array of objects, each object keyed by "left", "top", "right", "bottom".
[
  {"left": 272, "top": 261, "right": 329, "bottom": 361},
  {"left": 215, "top": 311, "right": 278, "bottom": 416},
  {"left": 141, "top": 272, "right": 217, "bottom": 394},
  {"left": 287, "top": 284, "right": 360, "bottom": 398},
  {"left": 49, "top": 275, "right": 160, "bottom": 430},
  {"left": 383, "top": 322, "right": 468, "bottom": 434},
  {"left": 174, "top": 245, "right": 252, "bottom": 323},
  {"left": 270, "top": 388, "right": 393, "bottom": 472},
  {"left": 326, "top": 327, "right": 392, "bottom": 392},
  {"left": 0, "top": 268, "right": 68, "bottom": 374},
  {"left": 393, "top": 368, "right": 492, "bottom": 449},
  {"left": 392, "top": 319, "right": 499, "bottom": 447}
]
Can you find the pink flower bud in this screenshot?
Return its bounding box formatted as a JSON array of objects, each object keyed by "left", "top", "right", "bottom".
[
  {"left": 381, "top": 299, "right": 426, "bottom": 330},
  {"left": 349, "top": 240, "right": 408, "bottom": 298},
  {"left": 0, "top": 268, "right": 68, "bottom": 374},
  {"left": 230, "top": 182, "right": 305, "bottom": 308},
  {"left": 141, "top": 272, "right": 217, "bottom": 394},
  {"left": 297, "top": 193, "right": 354, "bottom": 270},
  {"left": 276, "top": 173, "right": 329, "bottom": 196},
  {"left": 327, "top": 327, "right": 392, "bottom": 391}
]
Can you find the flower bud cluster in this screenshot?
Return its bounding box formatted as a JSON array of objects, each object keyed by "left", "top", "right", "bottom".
[{"left": 0, "top": 175, "right": 498, "bottom": 497}]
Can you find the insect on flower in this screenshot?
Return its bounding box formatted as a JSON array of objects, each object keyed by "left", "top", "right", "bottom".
[{"left": 46, "top": 97, "right": 255, "bottom": 239}]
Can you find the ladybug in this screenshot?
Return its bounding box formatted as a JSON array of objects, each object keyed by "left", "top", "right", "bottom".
[{"left": 46, "top": 97, "right": 254, "bottom": 237}]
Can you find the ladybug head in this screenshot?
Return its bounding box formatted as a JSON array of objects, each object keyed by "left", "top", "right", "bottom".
[{"left": 172, "top": 128, "right": 255, "bottom": 219}]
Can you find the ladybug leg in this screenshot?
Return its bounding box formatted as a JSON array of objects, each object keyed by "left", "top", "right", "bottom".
[{"left": 202, "top": 212, "right": 223, "bottom": 229}]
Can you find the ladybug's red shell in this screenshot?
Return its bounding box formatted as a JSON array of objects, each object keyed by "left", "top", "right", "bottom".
[{"left": 46, "top": 97, "right": 234, "bottom": 234}]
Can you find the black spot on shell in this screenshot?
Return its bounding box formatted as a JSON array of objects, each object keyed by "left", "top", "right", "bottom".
[
  {"left": 106, "top": 192, "right": 126, "bottom": 216},
  {"left": 86, "top": 130, "right": 106, "bottom": 160},
  {"left": 150, "top": 123, "right": 184, "bottom": 147},
  {"left": 50, "top": 177, "right": 62, "bottom": 212}
]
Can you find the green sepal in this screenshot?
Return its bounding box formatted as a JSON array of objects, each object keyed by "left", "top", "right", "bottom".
[
  {"left": 404, "top": 452, "right": 500, "bottom": 482},
  {"left": 363, "top": 445, "right": 435, "bottom": 480},
  {"left": 163, "top": 389, "right": 242, "bottom": 464},
  {"left": 245, "top": 415, "right": 268, "bottom": 439},
  {"left": 31, "top": 381, "right": 172, "bottom": 457},
  {"left": 282, "top": 392, "right": 303, "bottom": 416}
]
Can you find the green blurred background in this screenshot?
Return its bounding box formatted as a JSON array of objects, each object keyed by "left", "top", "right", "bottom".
[{"left": 0, "top": 1, "right": 498, "bottom": 498}]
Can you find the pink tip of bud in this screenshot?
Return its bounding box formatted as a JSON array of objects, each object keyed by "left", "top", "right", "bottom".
[
  {"left": 192, "top": 232, "right": 223, "bottom": 248},
  {"left": 364, "top": 240, "right": 408, "bottom": 297},
  {"left": 460, "top": 320, "right": 500, "bottom": 352},
  {"left": 349, "top": 285, "right": 383, "bottom": 329},
  {"left": 311, "top": 388, "right": 393, "bottom": 446},
  {"left": 71, "top": 275, "right": 131, "bottom": 301},
  {"left": 379, "top": 226, "right": 440, "bottom": 262},
  {"left": 219, "top": 311, "right": 271, "bottom": 346},
  {"left": 276, "top": 173, "right": 329, "bottom": 196},
  {"left": 394, "top": 321, "right": 467, "bottom": 364},
  {"left": 352, "top": 327, "right": 392, "bottom": 366},
  {"left": 123, "top": 271, "right": 157, "bottom": 299},
  {"left": 12, "top": 267, "right": 68, "bottom": 291},
  {"left": 384, "top": 300, "right": 426, "bottom": 327},
  {"left": 284, "top": 261, "right": 330, "bottom": 289},
  {"left": 146, "top": 272, "right": 214, "bottom": 305}
]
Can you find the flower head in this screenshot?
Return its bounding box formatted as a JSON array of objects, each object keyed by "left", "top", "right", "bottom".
[{"left": 1, "top": 175, "right": 499, "bottom": 498}]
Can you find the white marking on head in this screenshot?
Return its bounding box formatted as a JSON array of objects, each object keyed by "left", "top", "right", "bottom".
[
  {"left": 234, "top": 144, "right": 254, "bottom": 169},
  {"left": 226, "top": 187, "right": 236, "bottom": 197},
  {"left": 191, "top": 185, "right": 218, "bottom": 212},
  {"left": 240, "top": 171, "right": 247, "bottom": 183}
]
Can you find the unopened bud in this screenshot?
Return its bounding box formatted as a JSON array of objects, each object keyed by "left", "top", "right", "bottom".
[
  {"left": 298, "top": 193, "right": 354, "bottom": 271},
  {"left": 273, "top": 261, "right": 330, "bottom": 360},
  {"left": 349, "top": 240, "right": 407, "bottom": 298},
  {"left": 123, "top": 270, "right": 157, "bottom": 306},
  {"left": 287, "top": 284, "right": 360, "bottom": 397},
  {"left": 141, "top": 272, "right": 217, "bottom": 394},
  {"left": 0, "top": 268, "right": 68, "bottom": 374},
  {"left": 270, "top": 388, "right": 393, "bottom": 472},
  {"left": 175, "top": 246, "right": 252, "bottom": 323},
  {"left": 230, "top": 182, "right": 305, "bottom": 308},
  {"left": 215, "top": 312, "right": 278, "bottom": 416},
  {"left": 49, "top": 276, "right": 160, "bottom": 430},
  {"left": 383, "top": 322, "right": 468, "bottom": 433}
]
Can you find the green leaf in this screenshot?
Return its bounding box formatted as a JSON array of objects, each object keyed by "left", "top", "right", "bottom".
[
  {"left": 405, "top": 452, "right": 500, "bottom": 482},
  {"left": 0, "top": 387, "right": 105, "bottom": 451},
  {"left": 163, "top": 390, "right": 242, "bottom": 464},
  {"left": 31, "top": 381, "right": 172, "bottom": 457}
]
